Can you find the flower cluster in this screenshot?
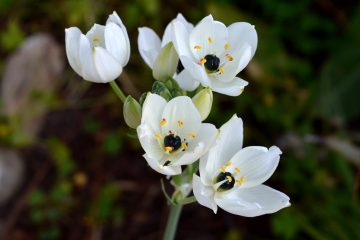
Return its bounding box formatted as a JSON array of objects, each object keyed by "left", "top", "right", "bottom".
[{"left": 65, "top": 12, "right": 290, "bottom": 218}]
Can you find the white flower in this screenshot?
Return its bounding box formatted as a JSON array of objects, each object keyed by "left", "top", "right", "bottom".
[
  {"left": 137, "top": 93, "right": 218, "bottom": 175},
  {"left": 65, "top": 11, "right": 130, "bottom": 83},
  {"left": 193, "top": 115, "right": 290, "bottom": 217},
  {"left": 138, "top": 14, "right": 200, "bottom": 91},
  {"left": 171, "top": 15, "right": 258, "bottom": 96}
]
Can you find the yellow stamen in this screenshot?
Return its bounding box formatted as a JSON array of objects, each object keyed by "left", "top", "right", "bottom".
[
  {"left": 178, "top": 120, "right": 183, "bottom": 127},
  {"left": 188, "top": 132, "right": 196, "bottom": 138},
  {"left": 218, "top": 67, "right": 224, "bottom": 74},
  {"left": 225, "top": 161, "right": 232, "bottom": 166},
  {"left": 226, "top": 54, "right": 233, "bottom": 61},
  {"left": 181, "top": 142, "right": 188, "bottom": 150},
  {"left": 224, "top": 43, "right": 230, "bottom": 49},
  {"left": 226, "top": 176, "right": 233, "bottom": 183},
  {"left": 208, "top": 37, "right": 213, "bottom": 43},
  {"left": 160, "top": 118, "right": 167, "bottom": 126},
  {"left": 199, "top": 58, "right": 207, "bottom": 64},
  {"left": 93, "top": 37, "right": 101, "bottom": 44},
  {"left": 194, "top": 45, "right": 202, "bottom": 50},
  {"left": 154, "top": 133, "right": 162, "bottom": 139},
  {"left": 220, "top": 166, "right": 226, "bottom": 173},
  {"left": 164, "top": 146, "right": 173, "bottom": 152},
  {"left": 236, "top": 176, "right": 245, "bottom": 186},
  {"left": 235, "top": 167, "right": 241, "bottom": 173}
]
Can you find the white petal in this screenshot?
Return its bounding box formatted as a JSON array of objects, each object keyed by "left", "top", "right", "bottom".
[
  {"left": 228, "top": 22, "right": 258, "bottom": 59},
  {"left": 215, "top": 184, "right": 290, "bottom": 217},
  {"left": 138, "top": 27, "right": 161, "bottom": 68},
  {"left": 161, "top": 96, "right": 201, "bottom": 140},
  {"left": 105, "top": 22, "right": 129, "bottom": 66},
  {"left": 189, "top": 15, "right": 228, "bottom": 59},
  {"left": 143, "top": 154, "right": 182, "bottom": 175},
  {"left": 78, "top": 34, "right": 102, "bottom": 82},
  {"left": 93, "top": 47, "right": 122, "bottom": 83},
  {"left": 176, "top": 13, "right": 194, "bottom": 33},
  {"left": 106, "top": 11, "right": 130, "bottom": 65},
  {"left": 201, "top": 115, "right": 243, "bottom": 182},
  {"left": 65, "top": 27, "right": 83, "bottom": 76},
  {"left": 173, "top": 69, "right": 200, "bottom": 91},
  {"left": 230, "top": 146, "right": 282, "bottom": 188},
  {"left": 172, "top": 123, "right": 218, "bottom": 166},
  {"left": 86, "top": 24, "right": 106, "bottom": 48},
  {"left": 179, "top": 56, "right": 210, "bottom": 86},
  {"left": 137, "top": 124, "right": 164, "bottom": 161},
  {"left": 141, "top": 93, "right": 167, "bottom": 134},
  {"left": 171, "top": 19, "right": 193, "bottom": 58},
  {"left": 192, "top": 174, "right": 218, "bottom": 213},
  {"left": 211, "top": 77, "right": 248, "bottom": 96}
]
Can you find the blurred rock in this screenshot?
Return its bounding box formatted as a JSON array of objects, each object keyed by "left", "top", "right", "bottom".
[
  {"left": 1, "top": 33, "right": 64, "bottom": 140},
  {"left": 0, "top": 149, "right": 24, "bottom": 205}
]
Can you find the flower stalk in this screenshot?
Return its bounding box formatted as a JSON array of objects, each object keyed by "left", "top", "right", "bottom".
[
  {"left": 109, "top": 80, "right": 127, "bottom": 103},
  {"left": 163, "top": 204, "right": 183, "bottom": 240}
]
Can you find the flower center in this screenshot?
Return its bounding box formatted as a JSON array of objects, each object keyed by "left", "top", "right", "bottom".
[
  {"left": 176, "top": 60, "right": 184, "bottom": 74},
  {"left": 204, "top": 54, "right": 220, "bottom": 72},
  {"left": 164, "top": 133, "right": 182, "bottom": 152},
  {"left": 216, "top": 172, "right": 235, "bottom": 191}
]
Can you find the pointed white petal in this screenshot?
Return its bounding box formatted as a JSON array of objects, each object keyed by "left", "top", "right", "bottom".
[
  {"left": 106, "top": 11, "right": 130, "bottom": 65},
  {"left": 93, "top": 47, "right": 122, "bottom": 83},
  {"left": 192, "top": 174, "right": 218, "bottom": 213},
  {"left": 172, "top": 123, "right": 218, "bottom": 166},
  {"left": 171, "top": 20, "right": 193, "bottom": 58},
  {"left": 86, "top": 24, "right": 106, "bottom": 48},
  {"left": 141, "top": 93, "right": 167, "bottom": 133},
  {"left": 105, "top": 22, "right": 129, "bottom": 66},
  {"left": 161, "top": 96, "right": 201, "bottom": 140},
  {"left": 143, "top": 154, "right": 182, "bottom": 175},
  {"left": 211, "top": 77, "right": 248, "bottom": 96},
  {"left": 228, "top": 22, "right": 258, "bottom": 59},
  {"left": 202, "top": 115, "right": 243, "bottom": 180},
  {"left": 175, "top": 13, "right": 194, "bottom": 33},
  {"left": 138, "top": 27, "right": 161, "bottom": 68},
  {"left": 173, "top": 69, "right": 200, "bottom": 91},
  {"left": 78, "top": 34, "right": 102, "bottom": 82},
  {"left": 137, "top": 124, "right": 165, "bottom": 161},
  {"left": 179, "top": 56, "right": 210, "bottom": 86},
  {"left": 215, "top": 184, "right": 290, "bottom": 217},
  {"left": 65, "top": 27, "right": 83, "bottom": 76},
  {"left": 230, "top": 146, "right": 282, "bottom": 188}
]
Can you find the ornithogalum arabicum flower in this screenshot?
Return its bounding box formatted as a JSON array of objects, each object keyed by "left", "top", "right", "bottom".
[
  {"left": 65, "top": 11, "right": 130, "bottom": 83},
  {"left": 171, "top": 15, "right": 257, "bottom": 96},
  {"left": 193, "top": 115, "right": 290, "bottom": 216},
  {"left": 137, "top": 93, "right": 218, "bottom": 175}
]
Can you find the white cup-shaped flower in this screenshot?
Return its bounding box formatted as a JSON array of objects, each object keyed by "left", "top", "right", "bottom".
[
  {"left": 137, "top": 93, "right": 218, "bottom": 175},
  {"left": 172, "top": 15, "right": 258, "bottom": 96},
  {"left": 65, "top": 11, "right": 130, "bottom": 83},
  {"left": 138, "top": 14, "right": 200, "bottom": 91},
  {"left": 193, "top": 115, "right": 290, "bottom": 216}
]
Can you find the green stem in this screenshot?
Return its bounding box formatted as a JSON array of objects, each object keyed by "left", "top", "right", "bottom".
[
  {"left": 109, "top": 80, "right": 126, "bottom": 103},
  {"left": 163, "top": 204, "right": 182, "bottom": 240}
]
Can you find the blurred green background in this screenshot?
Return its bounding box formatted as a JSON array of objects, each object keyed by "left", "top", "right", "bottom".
[{"left": 0, "top": 0, "right": 360, "bottom": 239}]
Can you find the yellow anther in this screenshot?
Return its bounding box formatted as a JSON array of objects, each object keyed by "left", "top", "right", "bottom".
[
  {"left": 178, "top": 120, "right": 183, "bottom": 127},
  {"left": 194, "top": 45, "right": 202, "bottom": 50},
  {"left": 224, "top": 43, "right": 230, "bottom": 49},
  {"left": 220, "top": 166, "right": 226, "bottom": 173},
  {"left": 188, "top": 132, "right": 196, "bottom": 138},
  {"left": 225, "top": 162, "right": 232, "bottom": 166},
  {"left": 93, "top": 37, "right": 101, "bottom": 44},
  {"left": 236, "top": 176, "right": 245, "bottom": 186},
  {"left": 154, "top": 133, "right": 162, "bottom": 139},
  {"left": 226, "top": 176, "right": 233, "bottom": 183},
  {"left": 181, "top": 142, "right": 188, "bottom": 150},
  {"left": 235, "top": 167, "right": 241, "bottom": 173},
  {"left": 160, "top": 118, "right": 167, "bottom": 126},
  {"left": 164, "top": 146, "right": 174, "bottom": 152},
  {"left": 218, "top": 67, "right": 224, "bottom": 74},
  {"left": 199, "top": 58, "right": 207, "bottom": 64},
  {"left": 226, "top": 54, "right": 233, "bottom": 61},
  {"left": 208, "top": 37, "right": 213, "bottom": 43}
]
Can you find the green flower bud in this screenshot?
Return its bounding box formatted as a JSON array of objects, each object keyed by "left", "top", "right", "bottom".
[
  {"left": 152, "top": 42, "right": 178, "bottom": 82},
  {"left": 192, "top": 88, "right": 213, "bottom": 121},
  {"left": 152, "top": 81, "right": 172, "bottom": 100},
  {"left": 123, "top": 96, "right": 142, "bottom": 129}
]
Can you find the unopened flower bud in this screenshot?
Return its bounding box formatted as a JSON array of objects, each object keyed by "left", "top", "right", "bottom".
[
  {"left": 192, "top": 88, "right": 213, "bottom": 120},
  {"left": 123, "top": 96, "right": 141, "bottom": 129},
  {"left": 152, "top": 42, "right": 178, "bottom": 82}
]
